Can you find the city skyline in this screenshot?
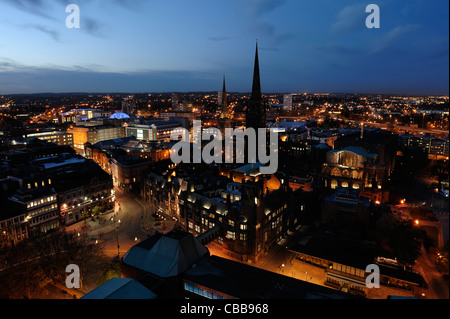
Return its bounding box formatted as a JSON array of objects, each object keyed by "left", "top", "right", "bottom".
[{"left": 0, "top": 0, "right": 448, "bottom": 96}]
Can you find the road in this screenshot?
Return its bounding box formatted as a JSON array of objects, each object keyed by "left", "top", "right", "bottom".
[
  {"left": 416, "top": 247, "right": 449, "bottom": 299},
  {"left": 102, "top": 192, "right": 149, "bottom": 258},
  {"left": 345, "top": 119, "right": 449, "bottom": 136},
  {"left": 390, "top": 200, "right": 449, "bottom": 299},
  {"left": 65, "top": 191, "right": 156, "bottom": 259},
  {"left": 207, "top": 227, "right": 328, "bottom": 288}
]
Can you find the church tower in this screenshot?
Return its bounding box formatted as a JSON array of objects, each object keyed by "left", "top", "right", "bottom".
[
  {"left": 222, "top": 76, "right": 229, "bottom": 118},
  {"left": 218, "top": 75, "right": 232, "bottom": 138}
]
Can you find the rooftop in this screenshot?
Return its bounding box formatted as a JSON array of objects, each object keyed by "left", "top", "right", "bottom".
[
  {"left": 184, "top": 255, "right": 362, "bottom": 299},
  {"left": 109, "top": 112, "right": 131, "bottom": 120},
  {"left": 122, "top": 230, "right": 209, "bottom": 278},
  {"left": 81, "top": 278, "right": 157, "bottom": 299}
]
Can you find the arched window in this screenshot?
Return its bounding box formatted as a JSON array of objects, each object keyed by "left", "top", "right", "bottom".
[{"left": 331, "top": 180, "right": 338, "bottom": 189}]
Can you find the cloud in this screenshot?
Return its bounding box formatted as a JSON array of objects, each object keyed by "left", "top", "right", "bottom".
[
  {"left": 330, "top": 4, "right": 366, "bottom": 36},
  {"left": 21, "top": 24, "right": 62, "bottom": 42},
  {"left": 208, "top": 36, "right": 231, "bottom": 42},
  {"left": 0, "top": 59, "right": 220, "bottom": 94},
  {"left": 82, "top": 16, "right": 107, "bottom": 38},
  {"left": 2, "top": 0, "right": 141, "bottom": 38},
  {"left": 107, "top": 0, "right": 148, "bottom": 9},
  {"left": 248, "top": 20, "right": 294, "bottom": 47},
  {"left": 2, "top": 0, "right": 56, "bottom": 20},
  {"left": 370, "top": 24, "right": 421, "bottom": 54},
  {"left": 314, "top": 44, "right": 364, "bottom": 56},
  {"left": 238, "top": 0, "right": 292, "bottom": 48},
  {"left": 245, "top": 0, "right": 287, "bottom": 17}
]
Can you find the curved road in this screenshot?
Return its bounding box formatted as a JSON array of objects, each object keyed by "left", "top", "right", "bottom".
[{"left": 100, "top": 192, "right": 152, "bottom": 259}]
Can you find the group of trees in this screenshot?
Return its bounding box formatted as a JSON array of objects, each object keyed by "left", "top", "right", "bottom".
[
  {"left": 376, "top": 213, "right": 425, "bottom": 266},
  {"left": 0, "top": 229, "right": 109, "bottom": 299}
]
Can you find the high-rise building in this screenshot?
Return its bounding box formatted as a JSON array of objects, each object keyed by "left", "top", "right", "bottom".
[
  {"left": 122, "top": 96, "right": 136, "bottom": 116},
  {"left": 172, "top": 93, "right": 183, "bottom": 110},
  {"left": 283, "top": 94, "right": 293, "bottom": 111}
]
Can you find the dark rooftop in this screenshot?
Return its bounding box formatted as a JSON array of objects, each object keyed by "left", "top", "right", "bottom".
[{"left": 184, "top": 255, "right": 363, "bottom": 299}]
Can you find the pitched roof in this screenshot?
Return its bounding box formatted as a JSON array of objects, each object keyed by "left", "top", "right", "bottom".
[
  {"left": 122, "top": 230, "right": 208, "bottom": 278},
  {"left": 81, "top": 278, "right": 157, "bottom": 299}
]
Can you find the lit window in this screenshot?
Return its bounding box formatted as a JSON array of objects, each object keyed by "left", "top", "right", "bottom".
[{"left": 226, "top": 231, "right": 235, "bottom": 239}]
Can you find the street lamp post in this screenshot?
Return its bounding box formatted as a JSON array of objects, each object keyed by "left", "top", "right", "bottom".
[
  {"left": 285, "top": 246, "right": 288, "bottom": 263},
  {"left": 115, "top": 219, "right": 121, "bottom": 260}
]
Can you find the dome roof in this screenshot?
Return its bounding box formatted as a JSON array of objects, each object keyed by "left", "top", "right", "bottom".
[{"left": 109, "top": 112, "right": 130, "bottom": 120}]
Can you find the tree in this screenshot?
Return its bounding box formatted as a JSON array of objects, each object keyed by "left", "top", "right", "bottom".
[
  {"left": 92, "top": 206, "right": 101, "bottom": 218},
  {"left": 390, "top": 220, "right": 423, "bottom": 265},
  {"left": 0, "top": 229, "right": 105, "bottom": 298},
  {"left": 96, "top": 261, "right": 121, "bottom": 287},
  {"left": 6, "top": 263, "right": 52, "bottom": 299},
  {"left": 376, "top": 213, "right": 423, "bottom": 265}
]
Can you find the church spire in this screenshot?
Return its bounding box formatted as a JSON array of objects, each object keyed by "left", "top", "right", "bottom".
[
  {"left": 220, "top": 75, "right": 229, "bottom": 119},
  {"left": 222, "top": 75, "right": 228, "bottom": 114},
  {"left": 246, "top": 41, "right": 265, "bottom": 130},
  {"left": 251, "top": 41, "right": 261, "bottom": 99}
]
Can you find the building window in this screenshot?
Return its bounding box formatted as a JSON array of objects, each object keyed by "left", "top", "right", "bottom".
[
  {"left": 331, "top": 180, "right": 338, "bottom": 189},
  {"left": 226, "top": 231, "right": 235, "bottom": 240}
]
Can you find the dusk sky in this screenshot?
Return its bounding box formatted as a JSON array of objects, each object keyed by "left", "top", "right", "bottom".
[{"left": 0, "top": 0, "right": 448, "bottom": 95}]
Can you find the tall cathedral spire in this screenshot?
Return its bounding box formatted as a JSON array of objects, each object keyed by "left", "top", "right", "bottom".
[
  {"left": 251, "top": 41, "right": 261, "bottom": 99},
  {"left": 222, "top": 75, "right": 228, "bottom": 117},
  {"left": 246, "top": 41, "right": 266, "bottom": 130}
]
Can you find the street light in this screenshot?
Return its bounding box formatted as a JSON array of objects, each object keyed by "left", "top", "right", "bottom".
[
  {"left": 114, "top": 218, "right": 121, "bottom": 260},
  {"left": 285, "top": 246, "right": 288, "bottom": 262}
]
